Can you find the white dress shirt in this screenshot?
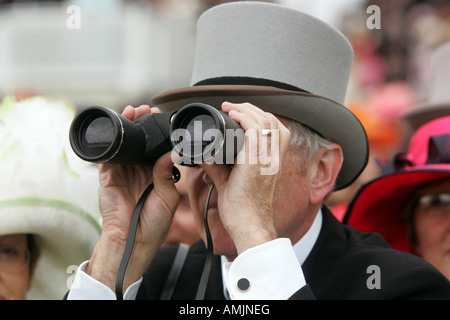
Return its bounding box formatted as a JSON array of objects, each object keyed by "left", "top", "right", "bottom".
[{"left": 67, "top": 209, "right": 322, "bottom": 300}]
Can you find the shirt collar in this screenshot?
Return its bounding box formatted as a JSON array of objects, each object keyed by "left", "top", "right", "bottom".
[{"left": 293, "top": 207, "right": 323, "bottom": 266}]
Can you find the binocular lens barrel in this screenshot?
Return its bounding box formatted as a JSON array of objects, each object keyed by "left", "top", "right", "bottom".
[
  {"left": 69, "top": 103, "right": 243, "bottom": 166},
  {"left": 70, "top": 107, "right": 124, "bottom": 163},
  {"left": 170, "top": 104, "right": 226, "bottom": 163}
]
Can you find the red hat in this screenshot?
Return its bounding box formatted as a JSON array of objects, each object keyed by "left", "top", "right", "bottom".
[{"left": 343, "top": 116, "right": 450, "bottom": 253}]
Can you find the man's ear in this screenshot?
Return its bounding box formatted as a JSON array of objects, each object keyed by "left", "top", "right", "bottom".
[{"left": 309, "top": 144, "right": 343, "bottom": 205}]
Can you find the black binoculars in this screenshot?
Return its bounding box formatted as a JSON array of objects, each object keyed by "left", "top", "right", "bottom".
[{"left": 69, "top": 103, "right": 245, "bottom": 166}]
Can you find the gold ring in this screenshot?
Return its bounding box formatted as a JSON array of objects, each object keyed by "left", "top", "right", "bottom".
[{"left": 261, "top": 129, "right": 272, "bottom": 136}]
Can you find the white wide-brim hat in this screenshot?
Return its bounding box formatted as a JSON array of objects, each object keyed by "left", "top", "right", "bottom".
[
  {"left": 151, "top": 1, "right": 368, "bottom": 190},
  {"left": 403, "top": 41, "right": 450, "bottom": 130},
  {"left": 0, "top": 96, "right": 101, "bottom": 299}
]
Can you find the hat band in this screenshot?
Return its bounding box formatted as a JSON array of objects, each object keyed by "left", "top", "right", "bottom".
[
  {"left": 194, "top": 76, "right": 310, "bottom": 93},
  {"left": 380, "top": 153, "right": 414, "bottom": 175},
  {"left": 0, "top": 196, "right": 101, "bottom": 233},
  {"left": 381, "top": 134, "right": 450, "bottom": 174}
]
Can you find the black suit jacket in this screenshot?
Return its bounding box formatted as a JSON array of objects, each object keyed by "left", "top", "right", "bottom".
[{"left": 136, "top": 206, "right": 450, "bottom": 300}]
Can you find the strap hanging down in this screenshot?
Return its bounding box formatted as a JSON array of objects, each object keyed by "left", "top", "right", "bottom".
[{"left": 159, "top": 243, "right": 190, "bottom": 300}]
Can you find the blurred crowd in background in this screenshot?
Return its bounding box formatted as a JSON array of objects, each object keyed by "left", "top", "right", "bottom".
[
  {"left": 0, "top": 0, "right": 449, "bottom": 299},
  {"left": 1, "top": 0, "right": 449, "bottom": 155},
  {"left": 1, "top": 0, "right": 448, "bottom": 111}
]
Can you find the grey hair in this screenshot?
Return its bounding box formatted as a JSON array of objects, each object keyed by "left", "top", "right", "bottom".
[{"left": 285, "top": 119, "right": 335, "bottom": 173}]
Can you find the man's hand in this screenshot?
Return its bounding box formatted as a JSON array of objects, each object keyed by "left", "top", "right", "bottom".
[
  {"left": 200, "top": 102, "right": 292, "bottom": 256},
  {"left": 87, "top": 105, "right": 179, "bottom": 292}
]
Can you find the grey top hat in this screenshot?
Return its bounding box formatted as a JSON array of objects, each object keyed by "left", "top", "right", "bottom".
[
  {"left": 404, "top": 42, "right": 450, "bottom": 130},
  {"left": 151, "top": 1, "right": 368, "bottom": 190}
]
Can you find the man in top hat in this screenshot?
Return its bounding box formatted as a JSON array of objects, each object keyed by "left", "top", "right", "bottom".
[{"left": 67, "top": 2, "right": 450, "bottom": 299}]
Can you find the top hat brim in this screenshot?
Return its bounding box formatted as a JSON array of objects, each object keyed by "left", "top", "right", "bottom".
[{"left": 151, "top": 84, "right": 369, "bottom": 190}]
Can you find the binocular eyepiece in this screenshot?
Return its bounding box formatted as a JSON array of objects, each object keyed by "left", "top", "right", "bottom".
[{"left": 69, "top": 103, "right": 244, "bottom": 166}]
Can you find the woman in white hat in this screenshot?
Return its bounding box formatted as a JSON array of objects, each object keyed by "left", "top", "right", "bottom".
[
  {"left": 0, "top": 234, "right": 39, "bottom": 300},
  {"left": 0, "top": 96, "right": 101, "bottom": 299}
]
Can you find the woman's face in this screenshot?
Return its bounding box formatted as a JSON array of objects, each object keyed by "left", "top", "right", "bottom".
[
  {"left": 413, "top": 180, "right": 450, "bottom": 279},
  {"left": 0, "top": 234, "right": 32, "bottom": 300}
]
